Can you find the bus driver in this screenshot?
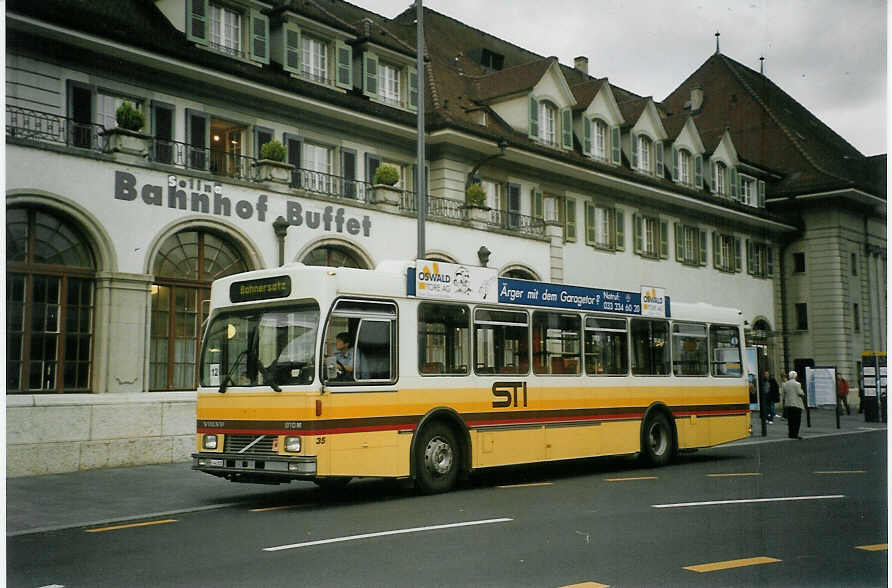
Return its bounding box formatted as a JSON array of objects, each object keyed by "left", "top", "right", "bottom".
[{"left": 331, "top": 332, "right": 354, "bottom": 380}]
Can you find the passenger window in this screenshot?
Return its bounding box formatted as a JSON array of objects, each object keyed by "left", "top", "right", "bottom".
[
  {"left": 418, "top": 303, "right": 470, "bottom": 375},
  {"left": 710, "top": 324, "right": 742, "bottom": 377},
  {"left": 584, "top": 317, "right": 628, "bottom": 375},
  {"left": 322, "top": 299, "right": 397, "bottom": 385},
  {"left": 532, "top": 312, "right": 581, "bottom": 375},
  {"left": 672, "top": 322, "right": 708, "bottom": 376},
  {"left": 630, "top": 318, "right": 670, "bottom": 375},
  {"left": 474, "top": 309, "right": 529, "bottom": 375}
]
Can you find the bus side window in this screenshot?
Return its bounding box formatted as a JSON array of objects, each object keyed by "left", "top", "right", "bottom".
[
  {"left": 532, "top": 311, "right": 581, "bottom": 375},
  {"left": 323, "top": 299, "right": 397, "bottom": 385},
  {"left": 474, "top": 308, "right": 529, "bottom": 375},
  {"left": 418, "top": 303, "right": 470, "bottom": 376},
  {"left": 709, "top": 324, "right": 742, "bottom": 377},
  {"left": 671, "top": 322, "right": 708, "bottom": 376},
  {"left": 630, "top": 318, "right": 670, "bottom": 376},
  {"left": 584, "top": 316, "right": 628, "bottom": 375}
]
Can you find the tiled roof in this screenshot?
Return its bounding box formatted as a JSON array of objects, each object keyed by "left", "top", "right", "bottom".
[
  {"left": 617, "top": 97, "right": 650, "bottom": 127},
  {"left": 661, "top": 53, "right": 884, "bottom": 197},
  {"left": 472, "top": 58, "right": 556, "bottom": 103},
  {"left": 570, "top": 79, "right": 607, "bottom": 111}
]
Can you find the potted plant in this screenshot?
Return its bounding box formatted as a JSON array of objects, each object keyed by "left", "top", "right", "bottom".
[
  {"left": 102, "top": 102, "right": 150, "bottom": 156},
  {"left": 371, "top": 164, "right": 402, "bottom": 210},
  {"left": 253, "top": 139, "right": 294, "bottom": 184},
  {"left": 463, "top": 182, "right": 490, "bottom": 224}
]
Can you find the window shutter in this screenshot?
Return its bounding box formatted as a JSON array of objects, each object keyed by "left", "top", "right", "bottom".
[
  {"left": 565, "top": 197, "right": 576, "bottom": 242},
  {"left": 734, "top": 238, "right": 742, "bottom": 272},
  {"left": 746, "top": 240, "right": 754, "bottom": 275},
  {"left": 250, "top": 10, "right": 270, "bottom": 64},
  {"left": 655, "top": 141, "right": 664, "bottom": 177},
  {"left": 365, "top": 153, "right": 381, "bottom": 183},
  {"left": 699, "top": 230, "right": 707, "bottom": 266},
  {"left": 674, "top": 223, "right": 683, "bottom": 261},
  {"left": 610, "top": 126, "right": 621, "bottom": 164},
  {"left": 630, "top": 133, "right": 638, "bottom": 169},
  {"left": 407, "top": 65, "right": 419, "bottom": 111},
  {"left": 730, "top": 167, "right": 738, "bottom": 200},
  {"left": 614, "top": 209, "right": 625, "bottom": 251},
  {"left": 585, "top": 201, "right": 595, "bottom": 244},
  {"left": 583, "top": 118, "right": 592, "bottom": 156},
  {"left": 528, "top": 96, "right": 539, "bottom": 140},
  {"left": 336, "top": 41, "right": 353, "bottom": 89},
  {"left": 561, "top": 108, "right": 572, "bottom": 149},
  {"left": 767, "top": 246, "right": 775, "bottom": 277},
  {"left": 659, "top": 220, "right": 669, "bottom": 259},
  {"left": 694, "top": 154, "right": 703, "bottom": 188},
  {"left": 533, "top": 189, "right": 544, "bottom": 219},
  {"left": 283, "top": 24, "right": 301, "bottom": 73},
  {"left": 671, "top": 147, "right": 679, "bottom": 181},
  {"left": 186, "top": 0, "right": 209, "bottom": 45},
  {"left": 363, "top": 52, "right": 378, "bottom": 98},
  {"left": 712, "top": 232, "right": 720, "bottom": 269},
  {"left": 711, "top": 161, "right": 718, "bottom": 193},
  {"left": 757, "top": 180, "right": 766, "bottom": 208},
  {"left": 633, "top": 214, "right": 643, "bottom": 254}
]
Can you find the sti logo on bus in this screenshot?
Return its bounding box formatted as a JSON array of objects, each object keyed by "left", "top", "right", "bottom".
[{"left": 492, "top": 382, "right": 528, "bottom": 408}]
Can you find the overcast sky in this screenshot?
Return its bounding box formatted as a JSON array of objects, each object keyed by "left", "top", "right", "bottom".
[{"left": 360, "top": 0, "right": 887, "bottom": 156}]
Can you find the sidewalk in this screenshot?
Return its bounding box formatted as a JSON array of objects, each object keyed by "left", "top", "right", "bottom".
[{"left": 7, "top": 408, "right": 886, "bottom": 536}]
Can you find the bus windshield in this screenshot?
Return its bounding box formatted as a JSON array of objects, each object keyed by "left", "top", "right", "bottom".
[{"left": 200, "top": 303, "right": 319, "bottom": 390}]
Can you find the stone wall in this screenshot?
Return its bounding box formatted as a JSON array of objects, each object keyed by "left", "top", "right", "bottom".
[{"left": 6, "top": 392, "right": 195, "bottom": 477}]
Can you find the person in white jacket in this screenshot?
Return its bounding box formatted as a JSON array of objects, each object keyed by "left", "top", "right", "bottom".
[{"left": 782, "top": 370, "right": 807, "bottom": 439}]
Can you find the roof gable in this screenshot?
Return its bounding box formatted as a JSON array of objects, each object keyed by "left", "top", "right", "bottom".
[
  {"left": 531, "top": 59, "right": 577, "bottom": 109},
  {"left": 577, "top": 79, "right": 624, "bottom": 126},
  {"left": 628, "top": 99, "right": 667, "bottom": 141},
  {"left": 673, "top": 117, "right": 705, "bottom": 155}
]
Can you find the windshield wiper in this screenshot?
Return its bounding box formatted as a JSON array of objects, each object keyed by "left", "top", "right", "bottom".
[{"left": 218, "top": 349, "right": 247, "bottom": 394}]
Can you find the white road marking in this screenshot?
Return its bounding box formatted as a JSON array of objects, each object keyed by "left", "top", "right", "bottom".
[
  {"left": 652, "top": 495, "right": 845, "bottom": 508},
  {"left": 264, "top": 517, "right": 514, "bottom": 551},
  {"left": 37, "top": 585, "right": 65, "bottom": 588}
]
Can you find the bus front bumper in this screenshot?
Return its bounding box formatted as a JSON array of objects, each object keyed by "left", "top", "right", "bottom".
[{"left": 192, "top": 453, "right": 317, "bottom": 481}]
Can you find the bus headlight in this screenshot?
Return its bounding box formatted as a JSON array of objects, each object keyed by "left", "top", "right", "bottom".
[
  {"left": 203, "top": 434, "right": 218, "bottom": 450},
  {"left": 284, "top": 436, "right": 301, "bottom": 453}
]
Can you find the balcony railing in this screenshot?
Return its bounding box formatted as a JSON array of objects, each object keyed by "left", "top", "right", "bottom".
[
  {"left": 488, "top": 208, "right": 547, "bottom": 237},
  {"left": 290, "top": 169, "right": 373, "bottom": 204},
  {"left": 6, "top": 105, "right": 106, "bottom": 151},
  {"left": 7, "top": 106, "right": 546, "bottom": 237}
]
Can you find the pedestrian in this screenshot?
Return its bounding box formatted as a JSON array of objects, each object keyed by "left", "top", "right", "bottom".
[
  {"left": 762, "top": 370, "right": 780, "bottom": 423},
  {"left": 836, "top": 372, "right": 850, "bottom": 415},
  {"left": 782, "top": 370, "right": 806, "bottom": 439}
]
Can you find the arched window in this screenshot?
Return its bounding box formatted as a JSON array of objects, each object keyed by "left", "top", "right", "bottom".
[
  {"left": 150, "top": 230, "right": 248, "bottom": 390},
  {"left": 501, "top": 267, "right": 538, "bottom": 281},
  {"left": 301, "top": 244, "right": 368, "bottom": 269},
  {"left": 6, "top": 207, "right": 96, "bottom": 393}
]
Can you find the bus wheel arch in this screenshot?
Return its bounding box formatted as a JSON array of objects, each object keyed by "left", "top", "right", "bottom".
[
  {"left": 639, "top": 403, "right": 678, "bottom": 466},
  {"left": 410, "top": 408, "right": 470, "bottom": 492}
]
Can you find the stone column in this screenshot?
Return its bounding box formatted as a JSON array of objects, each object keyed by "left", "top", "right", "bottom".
[{"left": 93, "top": 272, "right": 153, "bottom": 394}]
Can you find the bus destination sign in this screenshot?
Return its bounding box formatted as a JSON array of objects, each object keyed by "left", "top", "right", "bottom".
[
  {"left": 230, "top": 276, "right": 292, "bottom": 303},
  {"left": 498, "top": 278, "right": 669, "bottom": 317}
]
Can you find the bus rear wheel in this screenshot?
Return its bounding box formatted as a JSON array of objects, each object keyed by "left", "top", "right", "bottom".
[
  {"left": 641, "top": 412, "right": 675, "bottom": 467},
  {"left": 415, "top": 423, "right": 459, "bottom": 494}
]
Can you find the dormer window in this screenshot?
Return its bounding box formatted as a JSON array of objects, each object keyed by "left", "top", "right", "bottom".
[
  {"left": 480, "top": 49, "right": 504, "bottom": 72},
  {"left": 594, "top": 120, "right": 607, "bottom": 159},
  {"left": 539, "top": 101, "right": 557, "bottom": 146},
  {"left": 379, "top": 62, "right": 401, "bottom": 106},
  {"left": 301, "top": 35, "right": 328, "bottom": 84},
  {"left": 186, "top": 1, "right": 269, "bottom": 64},
  {"left": 713, "top": 161, "right": 728, "bottom": 196},
  {"left": 637, "top": 135, "right": 652, "bottom": 172},
  {"left": 209, "top": 3, "right": 242, "bottom": 56}
]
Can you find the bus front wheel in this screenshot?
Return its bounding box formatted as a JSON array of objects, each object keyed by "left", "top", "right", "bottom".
[
  {"left": 641, "top": 412, "right": 675, "bottom": 467},
  {"left": 415, "top": 423, "right": 459, "bottom": 494}
]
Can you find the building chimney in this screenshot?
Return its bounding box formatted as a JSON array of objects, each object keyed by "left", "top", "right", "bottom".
[
  {"left": 574, "top": 56, "right": 589, "bottom": 76},
  {"left": 690, "top": 84, "right": 704, "bottom": 112}
]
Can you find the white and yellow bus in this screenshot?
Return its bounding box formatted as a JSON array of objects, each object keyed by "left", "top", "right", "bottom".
[{"left": 193, "top": 260, "right": 749, "bottom": 493}]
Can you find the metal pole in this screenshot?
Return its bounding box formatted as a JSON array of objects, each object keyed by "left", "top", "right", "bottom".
[{"left": 415, "top": 0, "right": 426, "bottom": 260}]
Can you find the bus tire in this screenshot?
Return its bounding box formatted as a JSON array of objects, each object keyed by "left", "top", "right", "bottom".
[
  {"left": 414, "top": 422, "right": 459, "bottom": 494},
  {"left": 641, "top": 412, "right": 675, "bottom": 467}
]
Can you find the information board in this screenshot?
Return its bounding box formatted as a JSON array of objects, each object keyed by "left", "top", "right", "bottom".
[
  {"left": 805, "top": 366, "right": 837, "bottom": 407},
  {"left": 498, "top": 278, "right": 659, "bottom": 316}
]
